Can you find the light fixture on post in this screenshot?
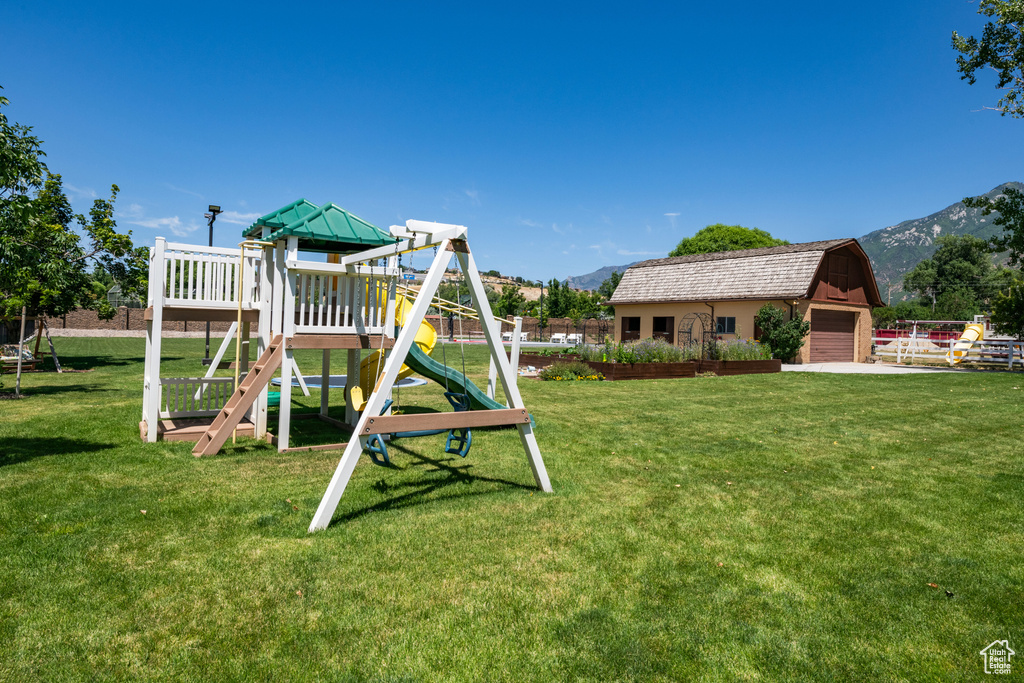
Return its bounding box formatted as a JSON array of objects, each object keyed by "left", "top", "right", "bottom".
[{"left": 202, "top": 205, "right": 223, "bottom": 365}]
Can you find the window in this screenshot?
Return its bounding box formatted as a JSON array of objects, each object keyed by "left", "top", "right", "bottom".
[
  {"left": 653, "top": 316, "right": 674, "bottom": 344},
  {"left": 622, "top": 316, "right": 641, "bottom": 341},
  {"left": 716, "top": 316, "right": 736, "bottom": 335}
]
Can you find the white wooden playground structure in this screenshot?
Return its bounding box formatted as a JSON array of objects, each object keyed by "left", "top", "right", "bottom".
[{"left": 140, "top": 200, "right": 550, "bottom": 532}]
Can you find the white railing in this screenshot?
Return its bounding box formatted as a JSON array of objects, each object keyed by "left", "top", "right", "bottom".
[
  {"left": 159, "top": 376, "right": 236, "bottom": 418},
  {"left": 151, "top": 239, "right": 261, "bottom": 309},
  {"left": 291, "top": 263, "right": 393, "bottom": 335},
  {"left": 873, "top": 336, "right": 1024, "bottom": 369}
]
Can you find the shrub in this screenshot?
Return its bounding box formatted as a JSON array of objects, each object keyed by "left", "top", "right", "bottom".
[
  {"left": 538, "top": 360, "right": 604, "bottom": 381},
  {"left": 755, "top": 304, "right": 811, "bottom": 361},
  {"left": 574, "top": 343, "right": 605, "bottom": 362},
  {"left": 609, "top": 337, "right": 685, "bottom": 363},
  {"left": 573, "top": 337, "right": 691, "bottom": 364},
  {"left": 716, "top": 338, "right": 773, "bottom": 361}
]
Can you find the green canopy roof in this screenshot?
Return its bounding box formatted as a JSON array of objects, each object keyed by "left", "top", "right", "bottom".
[
  {"left": 244, "top": 198, "right": 320, "bottom": 238},
  {"left": 261, "top": 202, "right": 397, "bottom": 253},
  {"left": 244, "top": 199, "right": 397, "bottom": 253}
]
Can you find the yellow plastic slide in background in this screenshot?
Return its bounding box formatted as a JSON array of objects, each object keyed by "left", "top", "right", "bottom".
[
  {"left": 949, "top": 323, "right": 984, "bottom": 364},
  {"left": 351, "top": 294, "right": 436, "bottom": 410}
]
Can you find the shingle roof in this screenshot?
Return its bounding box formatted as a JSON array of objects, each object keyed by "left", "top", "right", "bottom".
[{"left": 609, "top": 239, "right": 856, "bottom": 304}]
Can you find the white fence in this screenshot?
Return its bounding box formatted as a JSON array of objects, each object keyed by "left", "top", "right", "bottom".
[
  {"left": 152, "top": 239, "right": 262, "bottom": 309},
  {"left": 873, "top": 335, "right": 1024, "bottom": 368},
  {"left": 291, "top": 264, "right": 392, "bottom": 335},
  {"left": 159, "top": 376, "right": 235, "bottom": 418}
]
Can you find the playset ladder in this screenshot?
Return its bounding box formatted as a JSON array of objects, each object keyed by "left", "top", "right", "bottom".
[{"left": 192, "top": 334, "right": 284, "bottom": 457}]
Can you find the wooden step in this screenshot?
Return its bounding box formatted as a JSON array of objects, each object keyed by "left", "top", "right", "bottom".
[{"left": 192, "top": 334, "right": 284, "bottom": 457}]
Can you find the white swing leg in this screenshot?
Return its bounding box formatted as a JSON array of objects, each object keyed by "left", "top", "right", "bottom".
[
  {"left": 309, "top": 242, "right": 454, "bottom": 532},
  {"left": 516, "top": 422, "right": 553, "bottom": 492},
  {"left": 456, "top": 249, "right": 552, "bottom": 492}
]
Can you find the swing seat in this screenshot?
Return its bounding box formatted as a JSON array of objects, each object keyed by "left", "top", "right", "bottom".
[
  {"left": 443, "top": 392, "right": 472, "bottom": 457},
  {"left": 364, "top": 399, "right": 395, "bottom": 466},
  {"left": 444, "top": 391, "right": 470, "bottom": 412},
  {"left": 365, "top": 434, "right": 390, "bottom": 466},
  {"left": 445, "top": 427, "right": 472, "bottom": 457}
]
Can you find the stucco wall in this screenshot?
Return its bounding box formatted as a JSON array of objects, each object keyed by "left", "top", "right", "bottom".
[
  {"left": 615, "top": 300, "right": 797, "bottom": 345},
  {"left": 615, "top": 299, "right": 873, "bottom": 363}
]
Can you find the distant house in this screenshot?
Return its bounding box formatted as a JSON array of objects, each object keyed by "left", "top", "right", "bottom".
[{"left": 607, "top": 239, "right": 884, "bottom": 363}]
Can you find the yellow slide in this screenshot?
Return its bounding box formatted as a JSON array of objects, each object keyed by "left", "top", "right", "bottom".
[
  {"left": 351, "top": 294, "right": 436, "bottom": 410},
  {"left": 949, "top": 323, "right": 984, "bottom": 364}
]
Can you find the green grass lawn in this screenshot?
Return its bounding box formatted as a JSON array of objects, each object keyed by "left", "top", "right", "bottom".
[{"left": 1, "top": 337, "right": 1022, "bottom": 681}]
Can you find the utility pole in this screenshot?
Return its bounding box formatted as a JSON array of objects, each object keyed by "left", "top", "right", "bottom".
[
  {"left": 202, "top": 205, "right": 222, "bottom": 365},
  {"left": 538, "top": 284, "right": 544, "bottom": 342}
]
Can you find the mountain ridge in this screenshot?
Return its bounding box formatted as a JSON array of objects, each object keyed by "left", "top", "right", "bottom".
[
  {"left": 562, "top": 182, "right": 1022, "bottom": 297},
  {"left": 564, "top": 262, "right": 639, "bottom": 291},
  {"left": 858, "top": 181, "right": 1021, "bottom": 296}
]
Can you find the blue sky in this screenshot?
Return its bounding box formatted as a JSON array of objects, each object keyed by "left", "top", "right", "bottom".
[{"left": 3, "top": 2, "right": 1020, "bottom": 281}]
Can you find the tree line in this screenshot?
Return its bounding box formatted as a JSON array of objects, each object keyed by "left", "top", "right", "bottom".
[{"left": 872, "top": 1, "right": 1024, "bottom": 337}]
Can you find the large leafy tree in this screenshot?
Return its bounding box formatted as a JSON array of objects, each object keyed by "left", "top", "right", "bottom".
[
  {"left": 901, "top": 235, "right": 1013, "bottom": 319},
  {"left": 0, "top": 90, "right": 147, "bottom": 320},
  {"left": 872, "top": 300, "right": 933, "bottom": 329},
  {"left": 953, "top": 0, "right": 1024, "bottom": 117},
  {"left": 597, "top": 270, "right": 622, "bottom": 315},
  {"left": 537, "top": 278, "right": 605, "bottom": 323},
  {"left": 544, "top": 278, "right": 571, "bottom": 318},
  {"left": 991, "top": 277, "right": 1024, "bottom": 338},
  {"left": 494, "top": 283, "right": 526, "bottom": 318},
  {"left": 962, "top": 186, "right": 1024, "bottom": 266},
  {"left": 669, "top": 224, "right": 788, "bottom": 257},
  {"left": 953, "top": 3, "right": 1024, "bottom": 333}
]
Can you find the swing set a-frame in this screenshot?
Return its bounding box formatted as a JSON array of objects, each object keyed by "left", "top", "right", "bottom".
[{"left": 140, "top": 200, "right": 550, "bottom": 532}]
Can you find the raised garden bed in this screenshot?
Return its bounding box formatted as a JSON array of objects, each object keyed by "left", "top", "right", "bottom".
[
  {"left": 518, "top": 352, "right": 580, "bottom": 369},
  {"left": 520, "top": 347, "right": 779, "bottom": 380},
  {"left": 696, "top": 359, "right": 782, "bottom": 376},
  {"left": 582, "top": 360, "right": 696, "bottom": 381}
]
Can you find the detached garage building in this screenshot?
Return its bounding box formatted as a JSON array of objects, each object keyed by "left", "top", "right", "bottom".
[{"left": 608, "top": 239, "right": 884, "bottom": 363}]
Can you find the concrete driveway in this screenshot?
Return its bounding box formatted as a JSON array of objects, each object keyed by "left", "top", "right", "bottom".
[{"left": 781, "top": 362, "right": 959, "bottom": 374}]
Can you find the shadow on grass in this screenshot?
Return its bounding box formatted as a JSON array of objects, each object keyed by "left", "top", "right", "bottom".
[
  {"left": 8, "top": 383, "right": 114, "bottom": 397},
  {"left": 330, "top": 440, "right": 534, "bottom": 526},
  {"left": 0, "top": 437, "right": 115, "bottom": 467},
  {"left": 59, "top": 353, "right": 183, "bottom": 370},
  {"left": 550, "top": 607, "right": 671, "bottom": 680}
]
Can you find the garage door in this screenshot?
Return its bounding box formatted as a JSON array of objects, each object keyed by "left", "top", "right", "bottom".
[{"left": 810, "top": 310, "right": 855, "bottom": 362}]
